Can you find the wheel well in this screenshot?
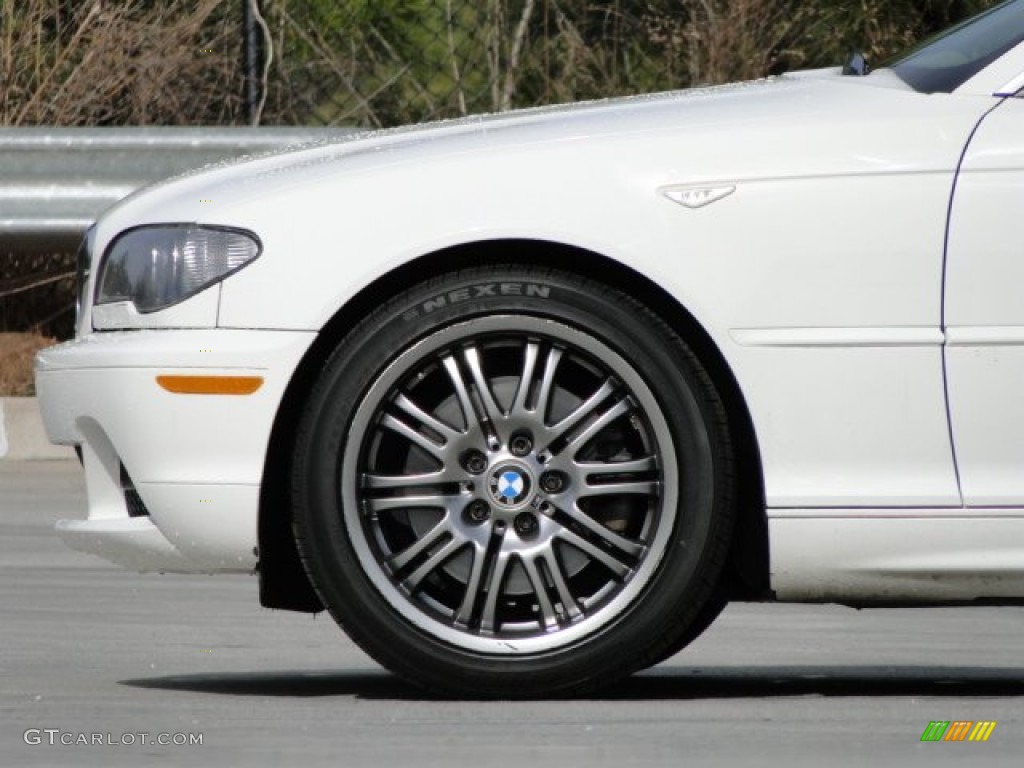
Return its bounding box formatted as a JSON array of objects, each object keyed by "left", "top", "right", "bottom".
[{"left": 257, "top": 240, "right": 770, "bottom": 613}]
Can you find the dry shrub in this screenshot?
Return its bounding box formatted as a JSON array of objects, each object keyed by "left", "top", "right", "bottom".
[
  {"left": 0, "top": 332, "right": 55, "bottom": 397},
  {"left": 673, "top": 0, "right": 798, "bottom": 85},
  {"left": 1, "top": 0, "right": 245, "bottom": 126},
  {"left": 1, "top": 0, "right": 1003, "bottom": 130},
  {"left": 265, "top": 0, "right": 1003, "bottom": 128}
]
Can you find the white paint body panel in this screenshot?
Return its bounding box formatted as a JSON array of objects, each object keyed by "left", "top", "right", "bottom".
[
  {"left": 36, "top": 55, "right": 1024, "bottom": 602},
  {"left": 770, "top": 514, "right": 1024, "bottom": 601},
  {"left": 88, "top": 75, "right": 986, "bottom": 511},
  {"left": 945, "top": 97, "right": 1024, "bottom": 506},
  {"left": 36, "top": 330, "right": 314, "bottom": 571}
]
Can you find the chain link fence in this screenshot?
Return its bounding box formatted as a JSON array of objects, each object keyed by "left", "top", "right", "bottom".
[{"left": 0, "top": 254, "right": 74, "bottom": 339}]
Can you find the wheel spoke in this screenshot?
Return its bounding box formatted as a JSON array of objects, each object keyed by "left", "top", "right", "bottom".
[
  {"left": 393, "top": 393, "right": 461, "bottom": 441},
  {"left": 580, "top": 479, "right": 660, "bottom": 498},
  {"left": 462, "top": 344, "right": 504, "bottom": 425},
  {"left": 442, "top": 354, "right": 481, "bottom": 433},
  {"left": 521, "top": 556, "right": 558, "bottom": 629},
  {"left": 534, "top": 346, "right": 564, "bottom": 422},
  {"left": 538, "top": 551, "right": 581, "bottom": 620},
  {"left": 361, "top": 469, "right": 460, "bottom": 490},
  {"left": 379, "top": 413, "right": 448, "bottom": 461},
  {"left": 542, "top": 378, "right": 617, "bottom": 448},
  {"left": 560, "top": 399, "right": 632, "bottom": 455},
  {"left": 364, "top": 493, "right": 461, "bottom": 513},
  {"left": 405, "top": 535, "right": 466, "bottom": 591},
  {"left": 575, "top": 455, "right": 658, "bottom": 476},
  {"left": 454, "top": 542, "right": 489, "bottom": 625},
  {"left": 480, "top": 550, "right": 512, "bottom": 632},
  {"left": 556, "top": 528, "right": 632, "bottom": 579},
  {"left": 511, "top": 341, "right": 540, "bottom": 417},
  {"left": 387, "top": 519, "right": 450, "bottom": 571},
  {"left": 556, "top": 501, "right": 645, "bottom": 558}
]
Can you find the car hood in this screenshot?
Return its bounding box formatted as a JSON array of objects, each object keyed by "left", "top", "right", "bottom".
[{"left": 103, "top": 68, "right": 919, "bottom": 215}]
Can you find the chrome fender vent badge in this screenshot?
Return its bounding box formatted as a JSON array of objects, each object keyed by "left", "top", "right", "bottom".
[{"left": 660, "top": 184, "right": 736, "bottom": 209}]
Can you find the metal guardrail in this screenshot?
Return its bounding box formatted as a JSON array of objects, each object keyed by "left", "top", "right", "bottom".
[{"left": 0, "top": 127, "right": 354, "bottom": 254}]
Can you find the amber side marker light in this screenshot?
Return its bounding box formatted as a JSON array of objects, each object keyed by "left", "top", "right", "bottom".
[{"left": 156, "top": 375, "right": 264, "bottom": 395}]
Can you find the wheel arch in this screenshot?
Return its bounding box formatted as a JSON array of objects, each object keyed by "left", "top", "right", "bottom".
[{"left": 257, "top": 239, "right": 769, "bottom": 612}]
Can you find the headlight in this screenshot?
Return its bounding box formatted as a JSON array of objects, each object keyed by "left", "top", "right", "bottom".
[
  {"left": 74, "top": 226, "right": 95, "bottom": 332},
  {"left": 95, "top": 225, "right": 261, "bottom": 313}
]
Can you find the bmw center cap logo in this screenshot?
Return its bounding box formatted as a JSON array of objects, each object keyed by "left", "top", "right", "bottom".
[
  {"left": 489, "top": 464, "right": 532, "bottom": 507},
  {"left": 498, "top": 471, "right": 523, "bottom": 499}
]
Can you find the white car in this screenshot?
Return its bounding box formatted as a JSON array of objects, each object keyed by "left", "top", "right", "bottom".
[{"left": 36, "top": 2, "right": 1024, "bottom": 696}]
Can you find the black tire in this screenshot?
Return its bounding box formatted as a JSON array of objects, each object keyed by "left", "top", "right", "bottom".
[
  {"left": 643, "top": 593, "right": 729, "bottom": 669},
  {"left": 292, "top": 265, "right": 735, "bottom": 697}
]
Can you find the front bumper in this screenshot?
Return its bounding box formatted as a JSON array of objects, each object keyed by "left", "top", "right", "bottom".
[{"left": 35, "top": 329, "right": 316, "bottom": 573}]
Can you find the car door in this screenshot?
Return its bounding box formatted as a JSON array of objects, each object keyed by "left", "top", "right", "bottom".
[{"left": 945, "top": 94, "right": 1024, "bottom": 506}]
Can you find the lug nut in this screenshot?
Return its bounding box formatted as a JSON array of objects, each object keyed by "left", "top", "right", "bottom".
[
  {"left": 540, "top": 472, "right": 564, "bottom": 494},
  {"left": 464, "top": 451, "right": 487, "bottom": 474},
  {"left": 514, "top": 512, "right": 539, "bottom": 537},
  {"left": 466, "top": 500, "right": 490, "bottom": 524},
  {"left": 509, "top": 434, "right": 533, "bottom": 457}
]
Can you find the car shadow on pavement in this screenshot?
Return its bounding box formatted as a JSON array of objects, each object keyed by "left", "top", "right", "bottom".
[
  {"left": 601, "top": 666, "right": 1024, "bottom": 701},
  {"left": 120, "top": 670, "right": 420, "bottom": 699},
  {"left": 119, "top": 665, "right": 1024, "bottom": 701}
]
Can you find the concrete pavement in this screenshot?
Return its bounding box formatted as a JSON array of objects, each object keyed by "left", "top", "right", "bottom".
[
  {"left": 2, "top": 460, "right": 1023, "bottom": 767},
  {"left": 0, "top": 398, "right": 74, "bottom": 460}
]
